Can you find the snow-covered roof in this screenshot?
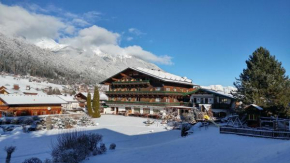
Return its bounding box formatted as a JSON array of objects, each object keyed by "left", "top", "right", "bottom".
[
  {"left": 58, "top": 95, "right": 78, "bottom": 102},
  {"left": 249, "top": 104, "right": 263, "bottom": 111},
  {"left": 100, "top": 67, "right": 196, "bottom": 86},
  {"left": 78, "top": 92, "right": 109, "bottom": 101},
  {"left": 0, "top": 95, "right": 68, "bottom": 105},
  {"left": 132, "top": 67, "right": 194, "bottom": 85}
]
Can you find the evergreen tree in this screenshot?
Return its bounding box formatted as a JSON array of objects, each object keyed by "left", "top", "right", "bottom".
[
  {"left": 92, "top": 86, "right": 101, "bottom": 118},
  {"left": 233, "top": 47, "right": 290, "bottom": 116},
  {"left": 87, "top": 93, "right": 93, "bottom": 116}
]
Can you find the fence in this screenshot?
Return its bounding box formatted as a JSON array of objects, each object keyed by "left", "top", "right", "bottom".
[{"left": 220, "top": 126, "right": 290, "bottom": 140}]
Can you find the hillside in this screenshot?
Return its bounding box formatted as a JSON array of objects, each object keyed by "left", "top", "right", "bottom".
[{"left": 0, "top": 33, "right": 160, "bottom": 85}]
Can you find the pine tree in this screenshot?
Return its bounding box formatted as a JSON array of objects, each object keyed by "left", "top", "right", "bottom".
[
  {"left": 233, "top": 47, "right": 290, "bottom": 116},
  {"left": 87, "top": 93, "right": 93, "bottom": 116},
  {"left": 92, "top": 86, "right": 101, "bottom": 118}
]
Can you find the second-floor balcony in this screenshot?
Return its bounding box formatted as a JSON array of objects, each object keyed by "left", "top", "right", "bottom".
[
  {"left": 112, "top": 80, "right": 150, "bottom": 86},
  {"left": 106, "top": 100, "right": 189, "bottom": 107},
  {"left": 106, "top": 90, "right": 184, "bottom": 96}
]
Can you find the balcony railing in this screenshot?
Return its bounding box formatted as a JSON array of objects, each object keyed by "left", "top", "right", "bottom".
[
  {"left": 112, "top": 80, "right": 150, "bottom": 85},
  {"left": 106, "top": 90, "right": 184, "bottom": 96},
  {"left": 106, "top": 101, "right": 189, "bottom": 107}
]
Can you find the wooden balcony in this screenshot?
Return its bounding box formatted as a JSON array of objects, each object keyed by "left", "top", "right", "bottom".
[
  {"left": 106, "top": 90, "right": 184, "bottom": 96},
  {"left": 112, "top": 80, "right": 150, "bottom": 86},
  {"left": 106, "top": 101, "right": 189, "bottom": 107}
]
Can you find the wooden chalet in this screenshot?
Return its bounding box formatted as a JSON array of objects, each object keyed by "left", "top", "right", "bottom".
[
  {"left": 0, "top": 95, "right": 67, "bottom": 117},
  {"left": 188, "top": 88, "right": 236, "bottom": 118},
  {"left": 0, "top": 86, "right": 9, "bottom": 94},
  {"left": 100, "top": 67, "right": 198, "bottom": 115}
]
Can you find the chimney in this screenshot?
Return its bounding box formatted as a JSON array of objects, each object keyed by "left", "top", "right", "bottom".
[
  {"left": 14, "top": 84, "right": 19, "bottom": 90},
  {"left": 26, "top": 85, "right": 30, "bottom": 90}
]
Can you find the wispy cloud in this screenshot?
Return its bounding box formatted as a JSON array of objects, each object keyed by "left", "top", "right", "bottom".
[
  {"left": 128, "top": 28, "right": 146, "bottom": 36},
  {"left": 126, "top": 37, "right": 133, "bottom": 41}
]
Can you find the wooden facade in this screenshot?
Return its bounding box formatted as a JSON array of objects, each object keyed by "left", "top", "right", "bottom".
[
  {"left": 100, "top": 68, "right": 197, "bottom": 114},
  {"left": 0, "top": 96, "right": 65, "bottom": 117}
]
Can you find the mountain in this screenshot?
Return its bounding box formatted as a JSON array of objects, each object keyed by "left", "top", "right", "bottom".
[
  {"left": 0, "top": 33, "right": 160, "bottom": 84},
  {"left": 201, "top": 85, "right": 237, "bottom": 95}
]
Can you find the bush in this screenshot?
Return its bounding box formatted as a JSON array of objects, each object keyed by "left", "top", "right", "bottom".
[
  {"left": 23, "top": 118, "right": 34, "bottom": 125},
  {"left": 51, "top": 131, "right": 103, "bottom": 163},
  {"left": 43, "top": 159, "right": 52, "bottom": 163},
  {"left": 109, "top": 143, "right": 116, "bottom": 150},
  {"left": 22, "top": 157, "right": 42, "bottom": 163},
  {"left": 181, "top": 123, "right": 191, "bottom": 137},
  {"left": 11, "top": 118, "right": 19, "bottom": 124},
  {"left": 99, "top": 143, "right": 107, "bottom": 154}
]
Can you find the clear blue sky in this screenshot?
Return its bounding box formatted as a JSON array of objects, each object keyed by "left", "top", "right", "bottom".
[{"left": 2, "top": 0, "right": 290, "bottom": 86}]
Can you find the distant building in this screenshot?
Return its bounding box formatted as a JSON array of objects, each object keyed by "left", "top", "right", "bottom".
[
  {"left": 58, "top": 95, "right": 79, "bottom": 110},
  {"left": 188, "top": 88, "right": 236, "bottom": 118},
  {"left": 100, "top": 67, "right": 197, "bottom": 115},
  {"left": 0, "top": 95, "right": 67, "bottom": 117},
  {"left": 74, "top": 92, "right": 108, "bottom": 108}
]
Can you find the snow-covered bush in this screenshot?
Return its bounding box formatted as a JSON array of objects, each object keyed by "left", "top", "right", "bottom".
[
  {"left": 77, "top": 116, "right": 95, "bottom": 127},
  {"left": 109, "top": 143, "right": 116, "bottom": 150},
  {"left": 99, "top": 143, "right": 107, "bottom": 154},
  {"left": 52, "top": 131, "right": 103, "bottom": 163},
  {"left": 11, "top": 118, "right": 19, "bottom": 124},
  {"left": 43, "top": 159, "right": 52, "bottom": 163},
  {"left": 23, "top": 118, "right": 34, "bottom": 125},
  {"left": 22, "top": 157, "right": 42, "bottom": 163}
]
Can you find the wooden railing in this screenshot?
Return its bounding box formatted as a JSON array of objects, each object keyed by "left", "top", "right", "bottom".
[
  {"left": 106, "top": 101, "right": 189, "bottom": 107},
  {"left": 220, "top": 126, "right": 290, "bottom": 140},
  {"left": 112, "top": 80, "right": 150, "bottom": 85},
  {"left": 106, "top": 90, "right": 184, "bottom": 96}
]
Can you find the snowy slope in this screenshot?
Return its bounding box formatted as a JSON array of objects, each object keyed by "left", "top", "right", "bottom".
[
  {"left": 202, "top": 85, "right": 237, "bottom": 95},
  {"left": 0, "top": 33, "right": 160, "bottom": 84},
  {"left": 0, "top": 75, "right": 63, "bottom": 95},
  {"left": 0, "top": 115, "right": 289, "bottom": 163}
]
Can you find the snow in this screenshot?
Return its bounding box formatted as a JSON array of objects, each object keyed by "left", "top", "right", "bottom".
[
  {"left": 57, "top": 95, "right": 78, "bottom": 103},
  {"left": 0, "top": 95, "right": 67, "bottom": 105},
  {"left": 202, "top": 85, "right": 237, "bottom": 95},
  {"left": 132, "top": 67, "right": 194, "bottom": 85},
  {"left": 79, "top": 92, "right": 109, "bottom": 101},
  {"left": 1, "top": 115, "right": 290, "bottom": 163},
  {"left": 0, "top": 75, "right": 63, "bottom": 95},
  {"left": 249, "top": 104, "right": 264, "bottom": 111}
]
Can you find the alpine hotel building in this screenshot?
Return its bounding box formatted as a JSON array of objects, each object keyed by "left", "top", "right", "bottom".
[{"left": 100, "top": 67, "right": 197, "bottom": 115}]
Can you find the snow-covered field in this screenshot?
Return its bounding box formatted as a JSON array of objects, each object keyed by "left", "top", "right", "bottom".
[
  {"left": 1, "top": 115, "right": 290, "bottom": 163},
  {"left": 0, "top": 75, "right": 63, "bottom": 95}
]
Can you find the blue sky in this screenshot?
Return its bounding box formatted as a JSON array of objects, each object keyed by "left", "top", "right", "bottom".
[{"left": 1, "top": 0, "right": 290, "bottom": 86}]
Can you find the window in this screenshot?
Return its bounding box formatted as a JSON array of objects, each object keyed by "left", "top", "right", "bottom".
[
  {"left": 155, "top": 87, "right": 161, "bottom": 91},
  {"left": 134, "top": 108, "right": 140, "bottom": 113},
  {"left": 155, "top": 98, "right": 161, "bottom": 102},
  {"left": 143, "top": 108, "right": 150, "bottom": 114},
  {"left": 173, "top": 88, "right": 177, "bottom": 92},
  {"left": 174, "top": 99, "right": 177, "bottom": 102},
  {"left": 33, "top": 111, "right": 38, "bottom": 115},
  {"left": 166, "top": 98, "right": 170, "bottom": 102},
  {"left": 181, "top": 89, "right": 183, "bottom": 92},
  {"left": 111, "top": 107, "right": 115, "bottom": 111},
  {"left": 166, "top": 88, "right": 170, "bottom": 91},
  {"left": 153, "top": 109, "right": 160, "bottom": 114},
  {"left": 41, "top": 111, "right": 46, "bottom": 115}
]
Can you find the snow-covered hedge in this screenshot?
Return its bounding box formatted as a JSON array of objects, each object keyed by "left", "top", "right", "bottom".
[{"left": 51, "top": 131, "right": 104, "bottom": 163}]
